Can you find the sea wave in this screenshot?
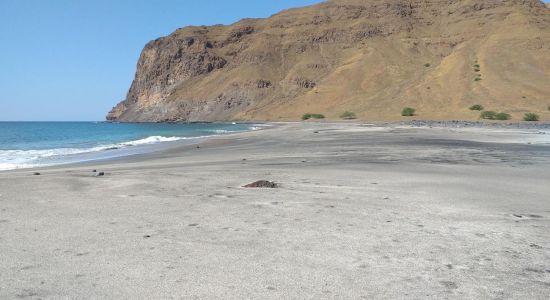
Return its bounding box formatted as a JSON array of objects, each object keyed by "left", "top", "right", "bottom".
[{"left": 0, "top": 135, "right": 196, "bottom": 171}]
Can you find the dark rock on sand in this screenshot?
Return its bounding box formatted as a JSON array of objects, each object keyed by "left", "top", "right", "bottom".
[
  {"left": 96, "top": 172, "right": 105, "bottom": 177},
  {"left": 243, "top": 180, "right": 278, "bottom": 188},
  {"left": 33, "top": 172, "right": 41, "bottom": 176}
]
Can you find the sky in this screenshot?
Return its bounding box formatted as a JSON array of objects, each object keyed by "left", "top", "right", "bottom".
[{"left": 0, "top": 0, "right": 322, "bottom": 121}]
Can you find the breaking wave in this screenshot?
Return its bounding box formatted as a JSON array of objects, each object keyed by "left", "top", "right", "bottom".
[{"left": 0, "top": 136, "right": 196, "bottom": 171}]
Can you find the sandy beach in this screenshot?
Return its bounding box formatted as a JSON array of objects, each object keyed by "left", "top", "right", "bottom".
[{"left": 1, "top": 122, "right": 549, "bottom": 299}]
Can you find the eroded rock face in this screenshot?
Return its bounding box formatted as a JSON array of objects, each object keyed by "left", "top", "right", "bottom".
[{"left": 107, "top": 0, "right": 550, "bottom": 122}]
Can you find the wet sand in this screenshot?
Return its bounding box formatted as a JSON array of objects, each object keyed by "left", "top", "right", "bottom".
[{"left": 1, "top": 122, "right": 549, "bottom": 299}]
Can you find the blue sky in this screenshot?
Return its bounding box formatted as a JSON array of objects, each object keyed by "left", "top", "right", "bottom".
[{"left": 0, "top": 0, "right": 321, "bottom": 121}]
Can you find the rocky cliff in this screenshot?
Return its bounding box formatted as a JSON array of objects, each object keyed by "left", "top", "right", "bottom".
[{"left": 107, "top": 0, "right": 550, "bottom": 122}]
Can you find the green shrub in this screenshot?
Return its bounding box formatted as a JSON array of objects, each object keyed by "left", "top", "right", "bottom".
[
  {"left": 474, "top": 69, "right": 481, "bottom": 72},
  {"left": 424, "top": 63, "right": 431, "bottom": 67},
  {"left": 523, "top": 113, "right": 540, "bottom": 122},
  {"left": 480, "top": 111, "right": 497, "bottom": 120},
  {"left": 469, "top": 104, "right": 484, "bottom": 111},
  {"left": 547, "top": 105, "right": 550, "bottom": 111},
  {"left": 474, "top": 77, "right": 482, "bottom": 81},
  {"left": 311, "top": 114, "right": 325, "bottom": 119},
  {"left": 495, "top": 112, "right": 511, "bottom": 120},
  {"left": 340, "top": 111, "right": 356, "bottom": 120},
  {"left": 401, "top": 107, "right": 416, "bottom": 117},
  {"left": 302, "top": 113, "right": 325, "bottom": 120},
  {"left": 473, "top": 64, "right": 480, "bottom": 68}
]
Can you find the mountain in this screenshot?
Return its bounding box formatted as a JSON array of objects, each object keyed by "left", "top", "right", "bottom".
[{"left": 107, "top": 0, "right": 550, "bottom": 122}]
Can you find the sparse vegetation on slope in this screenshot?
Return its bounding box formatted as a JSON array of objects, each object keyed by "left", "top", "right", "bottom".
[
  {"left": 469, "top": 104, "right": 484, "bottom": 111},
  {"left": 523, "top": 113, "right": 540, "bottom": 122},
  {"left": 340, "top": 111, "right": 356, "bottom": 120},
  {"left": 401, "top": 107, "right": 416, "bottom": 117},
  {"left": 302, "top": 113, "right": 325, "bottom": 120},
  {"left": 495, "top": 112, "right": 511, "bottom": 120},
  {"left": 480, "top": 111, "right": 497, "bottom": 120},
  {"left": 480, "top": 111, "right": 511, "bottom": 120}
]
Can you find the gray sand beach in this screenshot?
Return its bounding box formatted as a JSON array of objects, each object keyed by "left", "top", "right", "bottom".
[{"left": 1, "top": 122, "right": 549, "bottom": 299}]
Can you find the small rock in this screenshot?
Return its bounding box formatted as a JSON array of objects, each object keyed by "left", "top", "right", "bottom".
[
  {"left": 143, "top": 235, "right": 151, "bottom": 238},
  {"left": 96, "top": 172, "right": 105, "bottom": 177},
  {"left": 313, "top": 131, "right": 319, "bottom": 134},
  {"left": 530, "top": 243, "right": 543, "bottom": 249},
  {"left": 243, "top": 180, "right": 278, "bottom": 188},
  {"left": 196, "top": 146, "right": 201, "bottom": 149},
  {"left": 92, "top": 170, "right": 97, "bottom": 173},
  {"left": 33, "top": 172, "right": 41, "bottom": 176}
]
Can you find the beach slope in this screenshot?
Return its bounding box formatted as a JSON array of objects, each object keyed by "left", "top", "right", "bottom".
[{"left": 1, "top": 123, "right": 549, "bottom": 298}]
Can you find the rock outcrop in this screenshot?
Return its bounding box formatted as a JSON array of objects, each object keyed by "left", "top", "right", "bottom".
[{"left": 108, "top": 0, "right": 550, "bottom": 122}]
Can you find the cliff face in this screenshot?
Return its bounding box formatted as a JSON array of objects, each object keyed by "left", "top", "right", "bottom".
[{"left": 108, "top": 0, "right": 550, "bottom": 122}]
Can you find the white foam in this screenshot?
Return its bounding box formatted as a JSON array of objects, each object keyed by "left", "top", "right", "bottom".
[
  {"left": 0, "top": 124, "right": 262, "bottom": 171},
  {"left": 0, "top": 135, "right": 194, "bottom": 171}
]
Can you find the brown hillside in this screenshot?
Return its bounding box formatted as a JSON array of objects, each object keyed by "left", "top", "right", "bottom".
[{"left": 107, "top": 0, "right": 550, "bottom": 122}]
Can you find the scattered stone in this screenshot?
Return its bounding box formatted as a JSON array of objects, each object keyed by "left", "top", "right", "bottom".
[
  {"left": 530, "top": 243, "right": 543, "bottom": 249},
  {"left": 512, "top": 213, "right": 543, "bottom": 219},
  {"left": 33, "top": 172, "right": 41, "bottom": 176},
  {"left": 188, "top": 223, "right": 199, "bottom": 227},
  {"left": 313, "top": 131, "right": 319, "bottom": 133},
  {"left": 96, "top": 172, "right": 105, "bottom": 177},
  {"left": 143, "top": 235, "right": 151, "bottom": 238},
  {"left": 196, "top": 146, "right": 201, "bottom": 149},
  {"left": 92, "top": 170, "right": 97, "bottom": 173},
  {"left": 243, "top": 180, "right": 278, "bottom": 188},
  {"left": 440, "top": 281, "right": 458, "bottom": 289}
]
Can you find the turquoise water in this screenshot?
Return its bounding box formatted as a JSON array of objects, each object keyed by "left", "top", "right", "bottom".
[{"left": 0, "top": 122, "right": 259, "bottom": 170}]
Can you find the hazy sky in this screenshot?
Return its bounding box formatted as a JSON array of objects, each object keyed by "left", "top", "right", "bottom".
[
  {"left": 0, "top": 0, "right": 321, "bottom": 121},
  {"left": 0, "top": 0, "right": 548, "bottom": 121}
]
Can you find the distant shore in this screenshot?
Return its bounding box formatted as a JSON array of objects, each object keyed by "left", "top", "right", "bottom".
[{"left": 1, "top": 122, "right": 549, "bottom": 298}]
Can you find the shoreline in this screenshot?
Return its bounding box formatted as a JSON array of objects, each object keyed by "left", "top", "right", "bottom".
[
  {"left": 3, "top": 120, "right": 549, "bottom": 174},
  {"left": 0, "top": 122, "right": 273, "bottom": 173}
]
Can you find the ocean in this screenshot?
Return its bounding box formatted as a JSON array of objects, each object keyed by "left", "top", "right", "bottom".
[{"left": 0, "top": 122, "right": 260, "bottom": 171}]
